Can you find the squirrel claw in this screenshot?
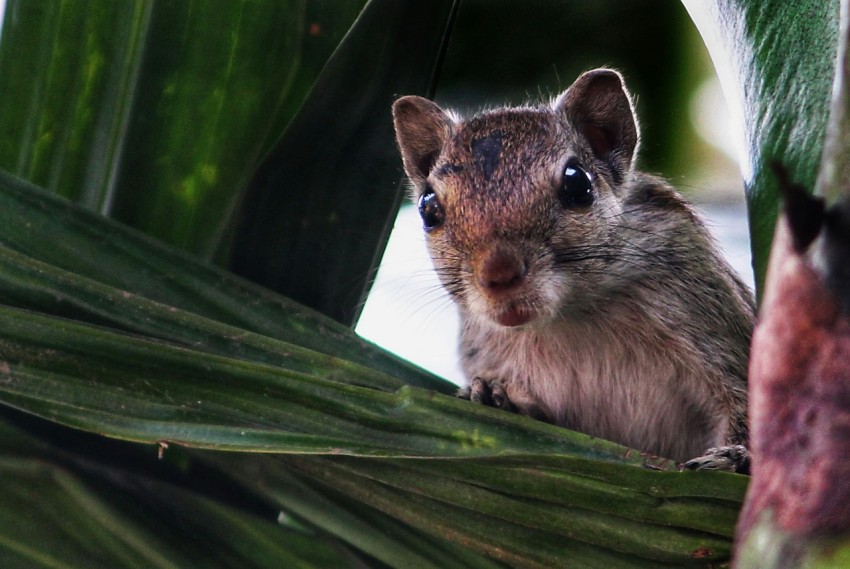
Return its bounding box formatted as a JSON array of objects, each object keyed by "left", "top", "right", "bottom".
[{"left": 683, "top": 445, "right": 750, "bottom": 474}]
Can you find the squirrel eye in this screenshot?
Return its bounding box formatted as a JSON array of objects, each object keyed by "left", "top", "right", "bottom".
[
  {"left": 418, "top": 186, "right": 445, "bottom": 230},
  {"left": 558, "top": 161, "right": 594, "bottom": 209}
]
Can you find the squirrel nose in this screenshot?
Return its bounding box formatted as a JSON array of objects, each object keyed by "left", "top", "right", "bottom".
[{"left": 478, "top": 249, "right": 527, "bottom": 294}]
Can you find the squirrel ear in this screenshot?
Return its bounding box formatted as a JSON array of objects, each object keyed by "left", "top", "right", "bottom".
[
  {"left": 392, "top": 96, "right": 454, "bottom": 185},
  {"left": 555, "top": 69, "right": 640, "bottom": 178}
]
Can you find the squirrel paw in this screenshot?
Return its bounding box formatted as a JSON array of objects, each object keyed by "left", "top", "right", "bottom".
[
  {"left": 457, "top": 377, "right": 518, "bottom": 412},
  {"left": 683, "top": 445, "right": 750, "bottom": 474},
  {"left": 457, "top": 377, "right": 550, "bottom": 421}
]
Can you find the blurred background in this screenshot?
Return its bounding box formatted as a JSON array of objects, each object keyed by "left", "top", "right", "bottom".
[{"left": 357, "top": 0, "right": 753, "bottom": 384}]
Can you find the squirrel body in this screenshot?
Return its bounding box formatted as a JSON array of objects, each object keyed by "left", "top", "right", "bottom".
[{"left": 392, "top": 69, "right": 754, "bottom": 466}]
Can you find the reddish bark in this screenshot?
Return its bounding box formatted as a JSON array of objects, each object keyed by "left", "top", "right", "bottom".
[{"left": 738, "top": 217, "right": 850, "bottom": 540}]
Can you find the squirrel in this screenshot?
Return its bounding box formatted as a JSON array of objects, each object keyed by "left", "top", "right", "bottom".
[{"left": 391, "top": 69, "right": 755, "bottom": 471}]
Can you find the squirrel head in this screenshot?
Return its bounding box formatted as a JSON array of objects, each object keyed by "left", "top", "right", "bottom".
[{"left": 392, "top": 69, "right": 643, "bottom": 328}]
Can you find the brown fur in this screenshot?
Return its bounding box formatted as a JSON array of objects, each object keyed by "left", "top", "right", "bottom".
[{"left": 393, "top": 69, "right": 754, "bottom": 465}]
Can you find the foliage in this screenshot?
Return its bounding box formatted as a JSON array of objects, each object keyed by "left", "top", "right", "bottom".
[
  {"left": 0, "top": 0, "right": 842, "bottom": 567},
  {"left": 682, "top": 0, "right": 838, "bottom": 295}
]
